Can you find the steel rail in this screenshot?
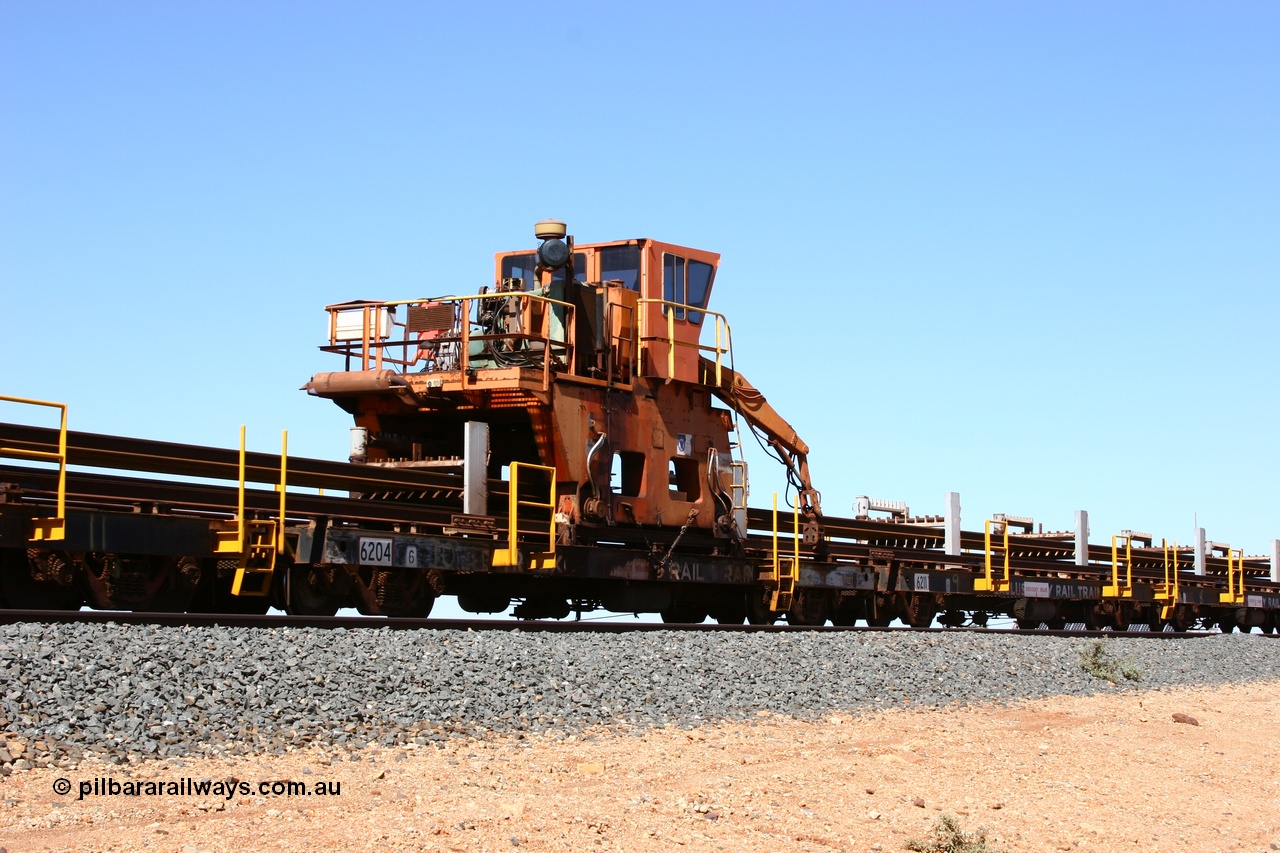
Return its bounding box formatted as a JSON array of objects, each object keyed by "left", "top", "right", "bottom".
[{"left": 0, "top": 608, "right": 1236, "bottom": 637}]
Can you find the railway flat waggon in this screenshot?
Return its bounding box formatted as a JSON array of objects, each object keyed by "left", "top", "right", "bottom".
[{"left": 2, "top": 221, "right": 1278, "bottom": 632}]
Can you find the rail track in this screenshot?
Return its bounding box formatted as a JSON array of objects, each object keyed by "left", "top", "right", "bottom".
[
  {"left": 0, "top": 607, "right": 1262, "bottom": 639},
  {"left": 2, "top": 417, "right": 1279, "bottom": 632}
]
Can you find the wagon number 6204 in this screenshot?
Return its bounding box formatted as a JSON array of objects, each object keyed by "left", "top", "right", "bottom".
[{"left": 358, "top": 537, "right": 394, "bottom": 567}]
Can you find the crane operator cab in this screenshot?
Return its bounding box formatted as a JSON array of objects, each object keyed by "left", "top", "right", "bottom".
[
  {"left": 484, "top": 219, "right": 721, "bottom": 386},
  {"left": 310, "top": 219, "right": 819, "bottom": 551}
]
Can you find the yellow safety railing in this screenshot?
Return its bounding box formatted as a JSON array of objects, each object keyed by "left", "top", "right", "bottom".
[
  {"left": 637, "top": 299, "right": 733, "bottom": 386},
  {"left": 974, "top": 519, "right": 1011, "bottom": 592},
  {"left": 1102, "top": 534, "right": 1136, "bottom": 598},
  {"left": 211, "top": 427, "right": 288, "bottom": 596},
  {"left": 493, "top": 462, "right": 557, "bottom": 570},
  {"left": 1159, "top": 539, "right": 1181, "bottom": 618},
  {"left": 214, "top": 425, "right": 250, "bottom": 555},
  {"left": 1220, "top": 547, "right": 1245, "bottom": 604},
  {"left": 0, "top": 395, "right": 68, "bottom": 542},
  {"left": 276, "top": 430, "right": 288, "bottom": 555},
  {"left": 768, "top": 492, "right": 799, "bottom": 611}
]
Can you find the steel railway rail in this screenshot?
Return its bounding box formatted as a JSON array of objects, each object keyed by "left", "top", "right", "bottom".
[
  {"left": 0, "top": 608, "right": 1241, "bottom": 638},
  {"left": 2, "top": 421, "right": 1279, "bottom": 632}
]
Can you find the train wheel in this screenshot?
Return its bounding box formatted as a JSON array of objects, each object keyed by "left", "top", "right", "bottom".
[
  {"left": 903, "top": 594, "right": 936, "bottom": 629},
  {"left": 787, "top": 589, "right": 828, "bottom": 626},
  {"left": 831, "top": 597, "right": 863, "bottom": 627},
  {"left": 0, "top": 549, "right": 83, "bottom": 610},
  {"left": 1015, "top": 619, "right": 1042, "bottom": 630},
  {"left": 1217, "top": 617, "right": 1238, "bottom": 634},
  {"left": 708, "top": 592, "right": 747, "bottom": 625},
  {"left": 867, "top": 610, "right": 895, "bottom": 628},
  {"left": 745, "top": 588, "right": 779, "bottom": 625},
  {"left": 282, "top": 566, "right": 342, "bottom": 617},
  {"left": 660, "top": 605, "right": 706, "bottom": 624},
  {"left": 867, "top": 594, "right": 896, "bottom": 627},
  {"left": 1046, "top": 618, "right": 1067, "bottom": 631}
]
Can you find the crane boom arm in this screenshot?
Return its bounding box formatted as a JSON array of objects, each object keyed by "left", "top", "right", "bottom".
[{"left": 699, "top": 357, "right": 822, "bottom": 519}]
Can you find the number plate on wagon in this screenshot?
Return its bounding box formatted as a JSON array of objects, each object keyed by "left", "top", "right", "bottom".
[{"left": 358, "top": 537, "right": 394, "bottom": 566}]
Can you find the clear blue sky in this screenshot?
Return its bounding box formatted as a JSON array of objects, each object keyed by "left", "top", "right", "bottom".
[{"left": 2, "top": 2, "right": 1277, "bottom": 560}]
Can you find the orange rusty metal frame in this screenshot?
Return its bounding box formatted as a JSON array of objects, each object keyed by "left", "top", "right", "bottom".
[{"left": 322, "top": 293, "right": 576, "bottom": 392}]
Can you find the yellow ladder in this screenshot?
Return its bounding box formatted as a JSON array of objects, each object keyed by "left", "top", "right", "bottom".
[
  {"left": 1155, "top": 539, "right": 1181, "bottom": 619},
  {"left": 492, "top": 461, "right": 557, "bottom": 570},
  {"left": 767, "top": 492, "right": 799, "bottom": 612},
  {"left": 213, "top": 426, "right": 288, "bottom": 597},
  {"left": 231, "top": 520, "right": 278, "bottom": 596}
]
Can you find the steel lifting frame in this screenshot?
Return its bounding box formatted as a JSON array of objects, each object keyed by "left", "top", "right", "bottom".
[
  {"left": 492, "top": 461, "right": 556, "bottom": 570},
  {"left": 0, "top": 395, "right": 68, "bottom": 542}
]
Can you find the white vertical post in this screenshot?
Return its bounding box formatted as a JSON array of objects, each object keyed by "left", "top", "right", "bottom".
[
  {"left": 1271, "top": 539, "right": 1280, "bottom": 583},
  {"left": 463, "top": 421, "right": 489, "bottom": 516},
  {"left": 944, "top": 491, "right": 961, "bottom": 556},
  {"left": 1075, "top": 510, "right": 1089, "bottom": 566},
  {"left": 1194, "top": 527, "right": 1207, "bottom": 576}
]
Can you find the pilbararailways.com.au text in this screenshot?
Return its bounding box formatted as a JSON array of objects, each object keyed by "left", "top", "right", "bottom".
[{"left": 57, "top": 777, "right": 342, "bottom": 800}]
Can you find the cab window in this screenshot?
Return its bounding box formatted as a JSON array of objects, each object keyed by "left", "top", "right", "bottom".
[
  {"left": 500, "top": 253, "right": 586, "bottom": 288},
  {"left": 662, "top": 254, "right": 714, "bottom": 324},
  {"left": 598, "top": 246, "right": 641, "bottom": 291}
]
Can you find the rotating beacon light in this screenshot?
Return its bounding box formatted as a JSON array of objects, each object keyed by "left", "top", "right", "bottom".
[{"left": 534, "top": 218, "right": 571, "bottom": 271}]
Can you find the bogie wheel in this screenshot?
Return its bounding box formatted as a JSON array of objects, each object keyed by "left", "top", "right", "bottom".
[
  {"left": 867, "top": 610, "right": 895, "bottom": 628},
  {"left": 708, "top": 592, "right": 747, "bottom": 625},
  {"left": 661, "top": 605, "right": 707, "bottom": 625},
  {"left": 1015, "top": 619, "right": 1042, "bottom": 630},
  {"left": 0, "top": 549, "right": 83, "bottom": 610},
  {"left": 866, "top": 595, "right": 896, "bottom": 628},
  {"left": 745, "top": 588, "right": 779, "bottom": 625},
  {"left": 787, "top": 589, "right": 829, "bottom": 627},
  {"left": 904, "top": 594, "right": 936, "bottom": 629},
  {"left": 281, "top": 565, "right": 343, "bottom": 617},
  {"left": 1217, "top": 618, "right": 1238, "bottom": 634},
  {"left": 1046, "top": 618, "right": 1067, "bottom": 631}
]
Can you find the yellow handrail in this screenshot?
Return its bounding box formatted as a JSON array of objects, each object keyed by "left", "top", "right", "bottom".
[
  {"left": 1220, "top": 547, "right": 1244, "bottom": 604},
  {"left": 636, "top": 298, "right": 733, "bottom": 385},
  {"left": 767, "top": 492, "right": 800, "bottom": 611},
  {"left": 494, "top": 462, "right": 557, "bottom": 569},
  {"left": 277, "top": 430, "right": 288, "bottom": 554},
  {"left": 0, "top": 395, "right": 68, "bottom": 542},
  {"left": 235, "top": 425, "right": 247, "bottom": 552},
  {"left": 976, "top": 519, "right": 1010, "bottom": 591}
]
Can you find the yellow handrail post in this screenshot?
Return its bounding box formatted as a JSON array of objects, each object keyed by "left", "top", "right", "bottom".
[
  {"left": 792, "top": 492, "right": 800, "bottom": 565},
  {"left": 493, "top": 462, "right": 557, "bottom": 569},
  {"left": 0, "top": 395, "right": 68, "bottom": 542},
  {"left": 976, "top": 519, "right": 1009, "bottom": 592},
  {"left": 236, "top": 425, "right": 247, "bottom": 553},
  {"left": 1219, "top": 548, "right": 1244, "bottom": 604},
  {"left": 277, "top": 430, "right": 288, "bottom": 555},
  {"left": 771, "top": 492, "right": 779, "bottom": 579},
  {"left": 666, "top": 307, "right": 676, "bottom": 378}
]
